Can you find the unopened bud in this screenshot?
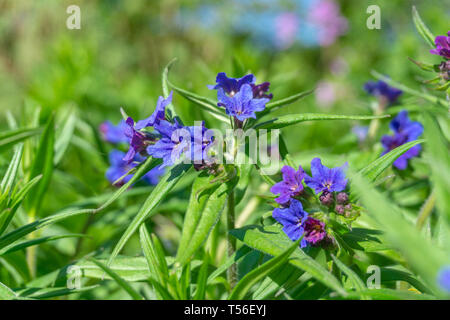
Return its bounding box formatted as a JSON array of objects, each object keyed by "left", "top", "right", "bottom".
[
  {"left": 335, "top": 204, "right": 345, "bottom": 215},
  {"left": 336, "top": 192, "right": 349, "bottom": 204},
  {"left": 319, "top": 191, "right": 334, "bottom": 206}
]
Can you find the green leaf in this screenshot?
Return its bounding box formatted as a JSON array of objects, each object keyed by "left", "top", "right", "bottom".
[
  {"left": 0, "top": 144, "right": 23, "bottom": 196},
  {"left": 228, "top": 239, "right": 301, "bottom": 300},
  {"left": 350, "top": 171, "right": 448, "bottom": 297},
  {"left": 194, "top": 254, "right": 209, "bottom": 300},
  {"left": 412, "top": 6, "right": 435, "bottom": 48},
  {"left": 359, "top": 139, "right": 424, "bottom": 182},
  {"left": 93, "top": 157, "right": 162, "bottom": 213},
  {"left": 76, "top": 257, "right": 151, "bottom": 282},
  {"left": 0, "top": 175, "right": 42, "bottom": 236},
  {"left": 0, "top": 208, "right": 91, "bottom": 250},
  {"left": 0, "top": 128, "right": 40, "bottom": 153},
  {"left": 230, "top": 224, "right": 347, "bottom": 296},
  {"left": 0, "top": 234, "right": 85, "bottom": 256},
  {"left": 162, "top": 58, "right": 179, "bottom": 120},
  {"left": 176, "top": 173, "right": 238, "bottom": 265},
  {"left": 108, "top": 164, "right": 191, "bottom": 266},
  {"left": 422, "top": 113, "right": 450, "bottom": 223},
  {"left": 176, "top": 172, "right": 218, "bottom": 260},
  {"left": 26, "top": 114, "right": 55, "bottom": 216},
  {"left": 16, "top": 285, "right": 98, "bottom": 300},
  {"left": 139, "top": 224, "right": 167, "bottom": 286},
  {"left": 88, "top": 258, "right": 144, "bottom": 300},
  {"left": 54, "top": 109, "right": 77, "bottom": 165},
  {"left": 348, "top": 288, "right": 435, "bottom": 300},
  {"left": 0, "top": 280, "right": 17, "bottom": 300},
  {"left": 262, "top": 88, "right": 314, "bottom": 114},
  {"left": 254, "top": 113, "right": 389, "bottom": 129},
  {"left": 330, "top": 254, "right": 367, "bottom": 298},
  {"left": 206, "top": 245, "right": 252, "bottom": 285}
]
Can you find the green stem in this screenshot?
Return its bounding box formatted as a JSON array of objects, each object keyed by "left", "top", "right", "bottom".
[
  {"left": 416, "top": 191, "right": 436, "bottom": 230},
  {"left": 226, "top": 190, "right": 237, "bottom": 289}
]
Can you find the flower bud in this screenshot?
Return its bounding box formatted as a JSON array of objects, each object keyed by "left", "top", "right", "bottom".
[
  {"left": 335, "top": 204, "right": 345, "bottom": 215},
  {"left": 336, "top": 192, "right": 349, "bottom": 204},
  {"left": 319, "top": 191, "right": 334, "bottom": 206}
]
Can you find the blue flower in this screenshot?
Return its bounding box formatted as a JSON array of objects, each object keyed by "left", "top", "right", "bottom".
[
  {"left": 270, "top": 165, "right": 305, "bottom": 204},
  {"left": 147, "top": 120, "right": 191, "bottom": 168},
  {"left": 305, "top": 158, "right": 348, "bottom": 194},
  {"left": 381, "top": 110, "right": 423, "bottom": 170},
  {"left": 364, "top": 80, "right": 403, "bottom": 104},
  {"left": 437, "top": 266, "right": 450, "bottom": 293},
  {"left": 99, "top": 120, "right": 129, "bottom": 144},
  {"left": 208, "top": 72, "right": 255, "bottom": 96},
  {"left": 272, "top": 199, "right": 309, "bottom": 248},
  {"left": 135, "top": 92, "right": 173, "bottom": 130},
  {"left": 217, "top": 84, "right": 269, "bottom": 121},
  {"left": 123, "top": 117, "right": 155, "bottom": 164},
  {"left": 106, "top": 150, "right": 164, "bottom": 186}
]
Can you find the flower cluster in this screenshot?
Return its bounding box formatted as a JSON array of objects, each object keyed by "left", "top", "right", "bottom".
[
  {"left": 100, "top": 91, "right": 216, "bottom": 186},
  {"left": 364, "top": 80, "right": 403, "bottom": 105},
  {"left": 122, "top": 92, "right": 214, "bottom": 169},
  {"left": 270, "top": 158, "right": 350, "bottom": 248},
  {"left": 381, "top": 110, "right": 423, "bottom": 170},
  {"left": 209, "top": 72, "right": 272, "bottom": 123}
]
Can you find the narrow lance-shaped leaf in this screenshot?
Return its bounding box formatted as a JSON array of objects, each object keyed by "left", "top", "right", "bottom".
[
  {"left": 350, "top": 170, "right": 448, "bottom": 297},
  {"left": 261, "top": 88, "right": 314, "bottom": 115},
  {"left": 26, "top": 114, "right": 55, "bottom": 216},
  {"left": 359, "top": 139, "right": 424, "bottom": 182},
  {"left": 0, "top": 143, "right": 23, "bottom": 196},
  {"left": 88, "top": 258, "right": 144, "bottom": 300},
  {"left": 230, "top": 224, "right": 347, "bottom": 296},
  {"left": 412, "top": 6, "right": 435, "bottom": 48},
  {"left": 176, "top": 172, "right": 217, "bottom": 259},
  {"left": 0, "top": 128, "right": 40, "bottom": 153},
  {"left": 330, "top": 254, "right": 368, "bottom": 299},
  {"left": 176, "top": 172, "right": 239, "bottom": 265},
  {"left": 254, "top": 113, "right": 389, "bottom": 129},
  {"left": 371, "top": 70, "right": 447, "bottom": 107},
  {"left": 108, "top": 164, "right": 191, "bottom": 266},
  {"left": 228, "top": 239, "right": 301, "bottom": 300}
]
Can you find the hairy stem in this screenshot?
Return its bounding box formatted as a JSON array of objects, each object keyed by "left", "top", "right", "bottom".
[
  {"left": 226, "top": 190, "right": 237, "bottom": 289},
  {"left": 416, "top": 191, "right": 436, "bottom": 230}
]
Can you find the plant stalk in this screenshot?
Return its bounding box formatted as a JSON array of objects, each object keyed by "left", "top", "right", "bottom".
[{"left": 226, "top": 190, "right": 237, "bottom": 289}]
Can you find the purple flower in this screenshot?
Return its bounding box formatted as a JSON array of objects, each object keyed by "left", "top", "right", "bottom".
[
  {"left": 250, "top": 82, "right": 273, "bottom": 100},
  {"left": 364, "top": 80, "right": 403, "bottom": 104},
  {"left": 146, "top": 120, "right": 189, "bottom": 168},
  {"left": 437, "top": 266, "right": 450, "bottom": 292},
  {"left": 99, "top": 120, "right": 129, "bottom": 144},
  {"left": 217, "top": 84, "right": 269, "bottom": 121},
  {"left": 135, "top": 92, "right": 173, "bottom": 130},
  {"left": 123, "top": 117, "right": 155, "bottom": 164},
  {"left": 106, "top": 150, "right": 164, "bottom": 186},
  {"left": 381, "top": 110, "right": 423, "bottom": 170},
  {"left": 272, "top": 199, "right": 309, "bottom": 248},
  {"left": 207, "top": 72, "right": 255, "bottom": 96},
  {"left": 430, "top": 31, "right": 450, "bottom": 60},
  {"left": 270, "top": 165, "right": 305, "bottom": 204},
  {"left": 305, "top": 158, "right": 348, "bottom": 194},
  {"left": 303, "top": 217, "right": 327, "bottom": 245}
]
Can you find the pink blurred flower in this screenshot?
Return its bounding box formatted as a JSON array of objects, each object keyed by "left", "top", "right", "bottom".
[
  {"left": 275, "top": 12, "right": 299, "bottom": 49},
  {"left": 308, "top": 0, "right": 348, "bottom": 47}
]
